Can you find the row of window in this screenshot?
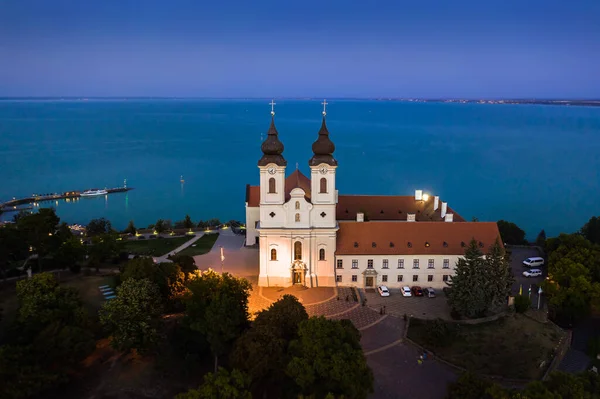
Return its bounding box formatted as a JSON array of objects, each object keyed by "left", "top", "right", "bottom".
[
  {"left": 336, "top": 274, "right": 452, "bottom": 283},
  {"left": 271, "top": 246, "right": 328, "bottom": 261},
  {"left": 336, "top": 258, "right": 451, "bottom": 269},
  {"left": 268, "top": 177, "right": 328, "bottom": 194}
]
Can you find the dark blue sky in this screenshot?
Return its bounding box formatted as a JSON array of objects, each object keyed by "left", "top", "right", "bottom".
[{"left": 1, "top": 0, "right": 599, "bottom": 98}]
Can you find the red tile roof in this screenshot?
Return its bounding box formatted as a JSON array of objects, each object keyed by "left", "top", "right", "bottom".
[
  {"left": 336, "top": 195, "right": 465, "bottom": 222},
  {"left": 246, "top": 170, "right": 312, "bottom": 207},
  {"left": 336, "top": 221, "right": 502, "bottom": 255}
]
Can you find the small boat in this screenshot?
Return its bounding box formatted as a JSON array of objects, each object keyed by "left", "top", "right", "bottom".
[
  {"left": 180, "top": 175, "right": 185, "bottom": 183},
  {"left": 80, "top": 189, "right": 108, "bottom": 197}
]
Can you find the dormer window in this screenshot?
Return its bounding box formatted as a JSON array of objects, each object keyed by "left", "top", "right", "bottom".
[
  {"left": 380, "top": 210, "right": 384, "bottom": 214},
  {"left": 372, "top": 242, "right": 377, "bottom": 248},
  {"left": 443, "top": 241, "right": 448, "bottom": 248},
  {"left": 479, "top": 241, "right": 484, "bottom": 248},
  {"left": 354, "top": 242, "right": 359, "bottom": 248},
  {"left": 461, "top": 241, "right": 466, "bottom": 247},
  {"left": 389, "top": 242, "right": 394, "bottom": 248},
  {"left": 407, "top": 242, "right": 412, "bottom": 248},
  {"left": 425, "top": 242, "right": 430, "bottom": 247}
]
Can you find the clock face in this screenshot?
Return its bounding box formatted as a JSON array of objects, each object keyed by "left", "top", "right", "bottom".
[
  {"left": 268, "top": 167, "right": 276, "bottom": 175},
  {"left": 319, "top": 166, "right": 328, "bottom": 174}
]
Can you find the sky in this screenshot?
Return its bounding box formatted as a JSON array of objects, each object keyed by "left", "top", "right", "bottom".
[{"left": 1, "top": 0, "right": 599, "bottom": 98}]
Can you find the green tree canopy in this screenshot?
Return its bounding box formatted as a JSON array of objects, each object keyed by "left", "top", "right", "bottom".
[
  {"left": 123, "top": 220, "right": 137, "bottom": 235},
  {"left": 16, "top": 208, "right": 61, "bottom": 270},
  {"left": 154, "top": 219, "right": 166, "bottom": 234},
  {"left": 183, "top": 214, "right": 194, "bottom": 229},
  {"left": 535, "top": 229, "right": 547, "bottom": 247},
  {"left": 581, "top": 216, "right": 600, "bottom": 245},
  {"left": 16, "top": 272, "right": 88, "bottom": 337},
  {"left": 497, "top": 220, "right": 527, "bottom": 245},
  {"left": 231, "top": 295, "right": 308, "bottom": 397},
  {"left": 175, "top": 367, "right": 252, "bottom": 399},
  {"left": 120, "top": 257, "right": 186, "bottom": 302},
  {"left": 170, "top": 254, "right": 197, "bottom": 276},
  {"left": 86, "top": 217, "right": 113, "bottom": 236},
  {"left": 99, "top": 278, "right": 164, "bottom": 353},
  {"left": 185, "top": 270, "right": 251, "bottom": 372},
  {"left": 53, "top": 236, "right": 86, "bottom": 271},
  {"left": 0, "top": 224, "right": 29, "bottom": 280},
  {"left": 286, "top": 317, "right": 374, "bottom": 399}
]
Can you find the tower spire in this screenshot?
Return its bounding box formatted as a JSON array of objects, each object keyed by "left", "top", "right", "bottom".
[
  {"left": 321, "top": 99, "right": 328, "bottom": 117},
  {"left": 309, "top": 100, "right": 337, "bottom": 167},
  {"left": 258, "top": 99, "right": 286, "bottom": 167},
  {"left": 270, "top": 99, "right": 276, "bottom": 116}
]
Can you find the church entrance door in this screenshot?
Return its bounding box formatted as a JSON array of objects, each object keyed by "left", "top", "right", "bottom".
[
  {"left": 365, "top": 277, "right": 374, "bottom": 287},
  {"left": 293, "top": 271, "right": 303, "bottom": 285}
]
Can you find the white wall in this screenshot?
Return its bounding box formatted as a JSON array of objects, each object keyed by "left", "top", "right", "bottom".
[
  {"left": 334, "top": 254, "right": 461, "bottom": 290},
  {"left": 258, "top": 228, "right": 337, "bottom": 287},
  {"left": 245, "top": 205, "right": 259, "bottom": 246}
]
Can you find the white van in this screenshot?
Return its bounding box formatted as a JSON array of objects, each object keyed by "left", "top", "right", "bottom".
[{"left": 522, "top": 257, "right": 544, "bottom": 268}]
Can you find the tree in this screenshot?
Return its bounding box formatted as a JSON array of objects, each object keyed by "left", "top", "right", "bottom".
[
  {"left": 0, "top": 224, "right": 29, "bottom": 281},
  {"left": 581, "top": 216, "right": 600, "bottom": 245},
  {"left": 231, "top": 295, "right": 308, "bottom": 397},
  {"left": 535, "top": 229, "right": 547, "bottom": 248},
  {"left": 185, "top": 270, "right": 252, "bottom": 372},
  {"left": 447, "top": 239, "right": 489, "bottom": 318},
  {"left": 53, "top": 237, "right": 86, "bottom": 271},
  {"left": 16, "top": 272, "right": 88, "bottom": 336},
  {"left": 17, "top": 208, "right": 61, "bottom": 271},
  {"left": 175, "top": 367, "right": 252, "bottom": 399},
  {"left": 170, "top": 254, "right": 197, "bottom": 276},
  {"left": 99, "top": 278, "right": 164, "bottom": 353},
  {"left": 287, "top": 317, "right": 374, "bottom": 399},
  {"left": 86, "top": 217, "right": 113, "bottom": 236},
  {"left": 88, "top": 232, "right": 121, "bottom": 270},
  {"left": 183, "top": 214, "right": 194, "bottom": 229},
  {"left": 497, "top": 220, "right": 527, "bottom": 245},
  {"left": 484, "top": 239, "right": 515, "bottom": 311},
  {"left": 513, "top": 295, "right": 531, "bottom": 313},
  {"left": 155, "top": 219, "right": 166, "bottom": 234},
  {"left": 120, "top": 257, "right": 186, "bottom": 302},
  {"left": 123, "top": 220, "right": 137, "bottom": 235},
  {"left": 541, "top": 233, "right": 600, "bottom": 325}
]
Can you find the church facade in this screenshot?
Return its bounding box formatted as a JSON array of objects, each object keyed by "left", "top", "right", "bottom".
[{"left": 245, "top": 104, "right": 502, "bottom": 289}]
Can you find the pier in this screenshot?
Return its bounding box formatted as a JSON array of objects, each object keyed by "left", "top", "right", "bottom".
[{"left": 0, "top": 186, "right": 133, "bottom": 212}]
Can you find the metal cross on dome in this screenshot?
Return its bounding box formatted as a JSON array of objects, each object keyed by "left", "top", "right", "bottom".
[
  {"left": 269, "top": 99, "right": 276, "bottom": 116},
  {"left": 321, "top": 99, "right": 328, "bottom": 116}
]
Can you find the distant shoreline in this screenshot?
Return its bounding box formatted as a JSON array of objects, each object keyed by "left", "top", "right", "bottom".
[{"left": 0, "top": 97, "right": 599, "bottom": 107}]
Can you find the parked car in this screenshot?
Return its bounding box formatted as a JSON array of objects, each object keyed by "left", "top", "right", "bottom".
[
  {"left": 411, "top": 286, "right": 424, "bottom": 296},
  {"left": 401, "top": 286, "right": 412, "bottom": 297},
  {"left": 423, "top": 287, "right": 436, "bottom": 298},
  {"left": 377, "top": 285, "right": 390, "bottom": 297},
  {"left": 523, "top": 269, "right": 543, "bottom": 278},
  {"left": 522, "top": 257, "right": 544, "bottom": 268}
]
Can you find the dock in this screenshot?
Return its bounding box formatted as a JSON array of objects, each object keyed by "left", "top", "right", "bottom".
[{"left": 0, "top": 187, "right": 133, "bottom": 211}]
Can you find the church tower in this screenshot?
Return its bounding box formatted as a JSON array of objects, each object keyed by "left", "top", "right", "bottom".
[
  {"left": 309, "top": 100, "right": 338, "bottom": 228},
  {"left": 258, "top": 101, "right": 286, "bottom": 228}
]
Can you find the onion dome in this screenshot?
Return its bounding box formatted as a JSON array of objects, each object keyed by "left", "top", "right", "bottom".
[
  {"left": 258, "top": 117, "right": 287, "bottom": 166},
  {"left": 309, "top": 117, "right": 337, "bottom": 166}
]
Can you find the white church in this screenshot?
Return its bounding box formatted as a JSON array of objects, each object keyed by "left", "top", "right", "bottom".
[{"left": 245, "top": 102, "right": 502, "bottom": 289}]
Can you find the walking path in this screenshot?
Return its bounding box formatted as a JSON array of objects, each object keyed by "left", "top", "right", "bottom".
[{"left": 154, "top": 233, "right": 204, "bottom": 262}]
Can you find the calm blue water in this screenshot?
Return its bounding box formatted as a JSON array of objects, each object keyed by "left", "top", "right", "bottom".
[{"left": 1, "top": 99, "right": 599, "bottom": 239}]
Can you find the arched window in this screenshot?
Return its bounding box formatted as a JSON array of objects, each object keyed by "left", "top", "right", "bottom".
[
  {"left": 295, "top": 201, "right": 300, "bottom": 210},
  {"left": 320, "top": 177, "right": 327, "bottom": 193},
  {"left": 319, "top": 248, "right": 326, "bottom": 261},
  {"left": 270, "top": 248, "right": 277, "bottom": 261},
  {"left": 295, "top": 213, "right": 300, "bottom": 222},
  {"left": 294, "top": 241, "right": 302, "bottom": 260},
  {"left": 268, "top": 178, "right": 276, "bottom": 193}
]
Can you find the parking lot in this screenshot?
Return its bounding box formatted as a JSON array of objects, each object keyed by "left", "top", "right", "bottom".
[
  {"left": 364, "top": 288, "right": 453, "bottom": 320},
  {"left": 508, "top": 246, "right": 546, "bottom": 308}
]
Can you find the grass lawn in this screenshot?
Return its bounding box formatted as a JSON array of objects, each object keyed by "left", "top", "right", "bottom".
[
  {"left": 122, "top": 236, "right": 191, "bottom": 257},
  {"left": 177, "top": 233, "right": 219, "bottom": 256},
  {"left": 62, "top": 274, "right": 117, "bottom": 316},
  {"left": 407, "top": 314, "right": 566, "bottom": 380}
]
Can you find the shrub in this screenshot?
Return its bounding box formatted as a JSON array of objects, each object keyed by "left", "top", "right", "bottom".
[
  {"left": 424, "top": 319, "right": 458, "bottom": 348},
  {"left": 450, "top": 308, "right": 462, "bottom": 320},
  {"left": 514, "top": 295, "right": 531, "bottom": 313}
]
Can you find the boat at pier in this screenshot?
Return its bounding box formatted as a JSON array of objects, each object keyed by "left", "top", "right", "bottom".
[{"left": 80, "top": 189, "right": 108, "bottom": 197}]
